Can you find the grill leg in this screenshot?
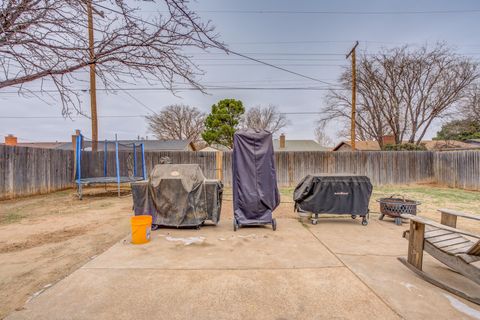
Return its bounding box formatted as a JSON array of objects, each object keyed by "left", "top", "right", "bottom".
[
  {"left": 362, "top": 216, "right": 368, "bottom": 226},
  {"left": 379, "top": 214, "right": 384, "bottom": 220}
]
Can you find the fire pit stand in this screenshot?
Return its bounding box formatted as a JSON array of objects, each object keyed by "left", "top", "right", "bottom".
[{"left": 376, "top": 195, "right": 421, "bottom": 225}]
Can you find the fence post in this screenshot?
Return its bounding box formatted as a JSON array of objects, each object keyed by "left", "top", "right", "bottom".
[
  {"left": 288, "top": 152, "right": 294, "bottom": 187},
  {"left": 216, "top": 151, "right": 223, "bottom": 181}
]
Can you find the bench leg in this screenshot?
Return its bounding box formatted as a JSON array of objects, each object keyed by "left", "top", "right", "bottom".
[
  {"left": 441, "top": 212, "right": 457, "bottom": 228},
  {"left": 407, "top": 220, "right": 425, "bottom": 270}
]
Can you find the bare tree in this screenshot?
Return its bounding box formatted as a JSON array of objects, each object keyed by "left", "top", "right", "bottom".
[
  {"left": 0, "top": 0, "right": 225, "bottom": 115},
  {"left": 146, "top": 104, "right": 205, "bottom": 145},
  {"left": 461, "top": 84, "right": 480, "bottom": 122},
  {"left": 322, "top": 44, "right": 479, "bottom": 148},
  {"left": 242, "top": 105, "right": 288, "bottom": 134},
  {"left": 314, "top": 122, "right": 333, "bottom": 147}
]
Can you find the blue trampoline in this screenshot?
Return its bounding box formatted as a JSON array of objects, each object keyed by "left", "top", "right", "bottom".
[{"left": 75, "top": 132, "right": 146, "bottom": 199}]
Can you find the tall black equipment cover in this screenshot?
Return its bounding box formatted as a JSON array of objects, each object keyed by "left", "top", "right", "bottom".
[{"left": 232, "top": 129, "right": 280, "bottom": 229}]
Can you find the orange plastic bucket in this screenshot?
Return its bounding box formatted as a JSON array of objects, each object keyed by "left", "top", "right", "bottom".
[{"left": 131, "top": 215, "right": 152, "bottom": 244}]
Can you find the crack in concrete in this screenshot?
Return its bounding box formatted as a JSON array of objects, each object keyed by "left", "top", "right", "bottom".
[
  {"left": 304, "top": 224, "right": 405, "bottom": 319},
  {"left": 82, "top": 265, "right": 345, "bottom": 271}
]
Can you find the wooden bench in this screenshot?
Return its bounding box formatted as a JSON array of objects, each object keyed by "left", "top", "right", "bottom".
[{"left": 399, "top": 209, "right": 480, "bottom": 305}]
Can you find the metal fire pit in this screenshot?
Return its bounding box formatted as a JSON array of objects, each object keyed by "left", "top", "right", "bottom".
[{"left": 376, "top": 195, "right": 421, "bottom": 225}]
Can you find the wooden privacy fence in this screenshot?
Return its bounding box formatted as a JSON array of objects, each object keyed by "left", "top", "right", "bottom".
[
  {"left": 434, "top": 150, "right": 480, "bottom": 190},
  {"left": 0, "top": 145, "right": 74, "bottom": 200},
  {"left": 80, "top": 150, "right": 434, "bottom": 187},
  {"left": 221, "top": 151, "right": 434, "bottom": 187},
  {"left": 1, "top": 146, "right": 479, "bottom": 200},
  {"left": 79, "top": 151, "right": 218, "bottom": 180}
]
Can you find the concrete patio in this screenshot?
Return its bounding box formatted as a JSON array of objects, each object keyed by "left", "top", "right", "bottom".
[{"left": 7, "top": 216, "right": 480, "bottom": 320}]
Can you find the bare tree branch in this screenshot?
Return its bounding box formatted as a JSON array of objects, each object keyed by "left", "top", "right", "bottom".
[
  {"left": 146, "top": 104, "right": 205, "bottom": 145},
  {"left": 0, "top": 0, "right": 225, "bottom": 115},
  {"left": 321, "top": 44, "right": 479, "bottom": 148},
  {"left": 314, "top": 121, "right": 333, "bottom": 147},
  {"left": 242, "top": 105, "right": 288, "bottom": 135},
  {"left": 461, "top": 83, "right": 480, "bottom": 122}
]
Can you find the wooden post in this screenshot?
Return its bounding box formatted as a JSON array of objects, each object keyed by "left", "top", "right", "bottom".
[
  {"left": 346, "top": 41, "right": 359, "bottom": 151},
  {"left": 87, "top": 0, "right": 98, "bottom": 151},
  {"left": 407, "top": 220, "right": 425, "bottom": 270},
  {"left": 216, "top": 151, "right": 223, "bottom": 181},
  {"left": 288, "top": 152, "right": 294, "bottom": 187},
  {"left": 440, "top": 212, "right": 458, "bottom": 228}
]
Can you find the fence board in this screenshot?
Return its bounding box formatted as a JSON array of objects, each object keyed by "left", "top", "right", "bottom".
[
  {"left": 434, "top": 150, "right": 480, "bottom": 190},
  {"left": 0, "top": 145, "right": 74, "bottom": 200},
  {"left": 1, "top": 146, "right": 479, "bottom": 200}
]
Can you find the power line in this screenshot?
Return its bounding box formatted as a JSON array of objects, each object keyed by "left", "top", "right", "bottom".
[
  {"left": 198, "top": 64, "right": 344, "bottom": 67},
  {"left": 93, "top": 3, "right": 334, "bottom": 86},
  {"left": 0, "top": 112, "right": 326, "bottom": 119},
  {"left": 186, "top": 51, "right": 480, "bottom": 56},
  {"left": 192, "top": 58, "right": 345, "bottom": 61},
  {"left": 0, "top": 115, "right": 145, "bottom": 119},
  {"left": 188, "top": 52, "right": 346, "bottom": 56},
  {"left": 168, "top": 9, "right": 480, "bottom": 15},
  {"left": 0, "top": 86, "right": 343, "bottom": 94},
  {"left": 108, "top": 81, "right": 157, "bottom": 113}
]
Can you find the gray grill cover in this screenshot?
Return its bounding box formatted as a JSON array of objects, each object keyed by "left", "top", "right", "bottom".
[
  {"left": 131, "top": 164, "right": 223, "bottom": 227},
  {"left": 232, "top": 129, "right": 280, "bottom": 224},
  {"left": 293, "top": 175, "right": 372, "bottom": 216}
]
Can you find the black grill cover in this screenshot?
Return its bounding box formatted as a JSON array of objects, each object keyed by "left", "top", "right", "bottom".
[
  {"left": 293, "top": 175, "right": 372, "bottom": 216},
  {"left": 232, "top": 129, "right": 280, "bottom": 224},
  {"left": 131, "top": 164, "right": 223, "bottom": 227}
]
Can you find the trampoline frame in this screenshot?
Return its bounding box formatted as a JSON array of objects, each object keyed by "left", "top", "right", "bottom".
[{"left": 75, "top": 132, "right": 146, "bottom": 199}]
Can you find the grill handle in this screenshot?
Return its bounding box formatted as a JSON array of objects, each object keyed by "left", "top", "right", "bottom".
[{"left": 388, "top": 194, "right": 405, "bottom": 202}]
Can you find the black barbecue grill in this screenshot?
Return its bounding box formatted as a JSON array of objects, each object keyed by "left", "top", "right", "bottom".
[{"left": 293, "top": 174, "right": 373, "bottom": 226}]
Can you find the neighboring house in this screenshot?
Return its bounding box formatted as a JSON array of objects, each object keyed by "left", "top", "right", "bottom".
[
  {"left": 465, "top": 139, "right": 480, "bottom": 146},
  {"left": 422, "top": 140, "right": 479, "bottom": 151},
  {"left": 2, "top": 134, "right": 196, "bottom": 151},
  {"left": 333, "top": 141, "right": 381, "bottom": 151},
  {"left": 273, "top": 134, "right": 329, "bottom": 151},
  {"left": 198, "top": 144, "right": 230, "bottom": 152},
  {"left": 58, "top": 140, "right": 196, "bottom": 152},
  {"left": 332, "top": 139, "right": 479, "bottom": 151}
]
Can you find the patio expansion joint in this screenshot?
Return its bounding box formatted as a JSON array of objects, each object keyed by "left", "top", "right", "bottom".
[
  {"left": 81, "top": 265, "right": 345, "bottom": 271},
  {"left": 305, "top": 226, "right": 405, "bottom": 319},
  {"left": 333, "top": 252, "right": 402, "bottom": 258}
]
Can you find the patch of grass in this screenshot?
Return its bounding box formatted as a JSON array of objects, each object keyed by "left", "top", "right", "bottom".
[
  {"left": 278, "top": 184, "right": 480, "bottom": 214},
  {"left": 374, "top": 185, "right": 479, "bottom": 200},
  {"left": 0, "top": 212, "right": 26, "bottom": 225},
  {"left": 279, "top": 188, "right": 295, "bottom": 197},
  {"left": 96, "top": 202, "right": 114, "bottom": 209}
]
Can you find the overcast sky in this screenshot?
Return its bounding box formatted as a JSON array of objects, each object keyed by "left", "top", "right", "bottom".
[{"left": 1, "top": 0, "right": 480, "bottom": 144}]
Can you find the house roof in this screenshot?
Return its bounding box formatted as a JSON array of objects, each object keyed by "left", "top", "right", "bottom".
[
  {"left": 199, "top": 144, "right": 230, "bottom": 152},
  {"left": 332, "top": 141, "right": 381, "bottom": 151},
  {"left": 6, "top": 139, "right": 195, "bottom": 151},
  {"left": 16, "top": 142, "right": 68, "bottom": 149},
  {"left": 199, "top": 146, "right": 221, "bottom": 152},
  {"left": 273, "top": 139, "right": 329, "bottom": 151},
  {"left": 422, "top": 140, "right": 479, "bottom": 150},
  {"left": 333, "top": 140, "right": 480, "bottom": 151}
]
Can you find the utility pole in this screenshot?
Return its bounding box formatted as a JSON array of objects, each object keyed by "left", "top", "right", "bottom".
[
  {"left": 346, "top": 41, "right": 359, "bottom": 151},
  {"left": 87, "top": 0, "right": 98, "bottom": 151}
]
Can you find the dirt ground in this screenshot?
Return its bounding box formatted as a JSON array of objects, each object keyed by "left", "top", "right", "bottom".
[
  {"left": 0, "top": 183, "right": 479, "bottom": 319},
  {"left": 0, "top": 189, "right": 133, "bottom": 319}
]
